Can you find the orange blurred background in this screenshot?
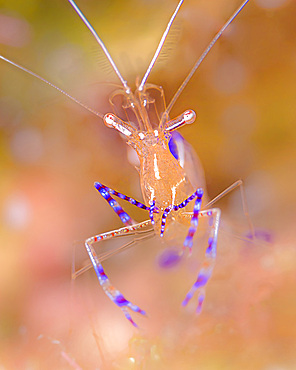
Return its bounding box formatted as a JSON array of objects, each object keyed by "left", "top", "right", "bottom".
[{"left": 0, "top": 0, "right": 296, "bottom": 368}]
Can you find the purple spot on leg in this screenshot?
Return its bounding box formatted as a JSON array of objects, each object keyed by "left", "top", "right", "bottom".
[
  {"left": 193, "top": 201, "right": 201, "bottom": 212},
  {"left": 209, "top": 216, "right": 213, "bottom": 227},
  {"left": 182, "top": 290, "right": 194, "bottom": 306},
  {"left": 120, "top": 212, "right": 131, "bottom": 223},
  {"left": 206, "top": 237, "right": 214, "bottom": 254},
  {"left": 194, "top": 274, "right": 209, "bottom": 289},
  {"left": 95, "top": 265, "right": 108, "bottom": 281},
  {"left": 134, "top": 307, "right": 146, "bottom": 315},
  {"left": 196, "top": 188, "right": 203, "bottom": 197},
  {"left": 128, "top": 302, "right": 146, "bottom": 315},
  {"left": 125, "top": 312, "right": 138, "bottom": 328},
  {"left": 99, "top": 189, "right": 108, "bottom": 198},
  {"left": 184, "top": 236, "right": 193, "bottom": 250},
  {"left": 113, "top": 205, "right": 121, "bottom": 213},
  {"left": 196, "top": 294, "right": 205, "bottom": 314},
  {"left": 191, "top": 218, "right": 198, "bottom": 227},
  {"left": 114, "top": 294, "right": 129, "bottom": 307},
  {"left": 94, "top": 182, "right": 101, "bottom": 189}
]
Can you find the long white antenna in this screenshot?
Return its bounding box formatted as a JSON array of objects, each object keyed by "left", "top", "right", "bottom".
[
  {"left": 138, "top": 0, "right": 184, "bottom": 92},
  {"left": 68, "top": 0, "right": 131, "bottom": 94},
  {"left": 0, "top": 55, "right": 104, "bottom": 119},
  {"left": 165, "top": 0, "right": 250, "bottom": 116}
]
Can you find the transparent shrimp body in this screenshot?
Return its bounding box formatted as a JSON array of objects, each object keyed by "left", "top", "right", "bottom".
[{"left": 104, "top": 84, "right": 197, "bottom": 231}]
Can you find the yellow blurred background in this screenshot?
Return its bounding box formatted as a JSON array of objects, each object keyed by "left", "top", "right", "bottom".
[{"left": 0, "top": 0, "right": 296, "bottom": 368}]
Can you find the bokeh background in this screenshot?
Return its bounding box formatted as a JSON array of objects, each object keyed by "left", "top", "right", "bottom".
[{"left": 0, "top": 0, "right": 296, "bottom": 368}]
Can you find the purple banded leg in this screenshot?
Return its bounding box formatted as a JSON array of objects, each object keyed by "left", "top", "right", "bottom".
[
  {"left": 160, "top": 188, "right": 203, "bottom": 237},
  {"left": 94, "top": 182, "right": 158, "bottom": 226},
  {"left": 183, "top": 188, "right": 204, "bottom": 252},
  {"left": 83, "top": 220, "right": 152, "bottom": 327},
  {"left": 149, "top": 200, "right": 156, "bottom": 225},
  {"left": 182, "top": 208, "right": 221, "bottom": 313},
  {"left": 160, "top": 206, "right": 172, "bottom": 236}
]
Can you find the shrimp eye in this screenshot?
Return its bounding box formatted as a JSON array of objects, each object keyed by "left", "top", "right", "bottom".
[
  {"left": 183, "top": 110, "right": 196, "bottom": 124},
  {"left": 103, "top": 113, "right": 133, "bottom": 137},
  {"left": 104, "top": 113, "right": 116, "bottom": 128}
]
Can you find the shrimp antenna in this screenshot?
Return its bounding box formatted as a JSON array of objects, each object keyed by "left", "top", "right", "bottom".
[
  {"left": 68, "top": 0, "right": 131, "bottom": 94},
  {"left": 164, "top": 0, "right": 250, "bottom": 117},
  {"left": 138, "top": 0, "right": 184, "bottom": 92},
  {"left": 0, "top": 55, "right": 104, "bottom": 119}
]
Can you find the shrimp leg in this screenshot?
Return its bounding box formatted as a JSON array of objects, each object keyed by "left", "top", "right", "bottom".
[
  {"left": 160, "top": 188, "right": 204, "bottom": 238},
  {"left": 182, "top": 208, "right": 221, "bottom": 313},
  {"left": 84, "top": 220, "right": 152, "bottom": 327},
  {"left": 94, "top": 182, "right": 158, "bottom": 225}
]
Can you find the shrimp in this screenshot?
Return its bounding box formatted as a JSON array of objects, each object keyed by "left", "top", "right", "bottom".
[{"left": 0, "top": 0, "right": 251, "bottom": 327}]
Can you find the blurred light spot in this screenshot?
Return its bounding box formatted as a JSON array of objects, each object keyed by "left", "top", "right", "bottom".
[
  {"left": 100, "top": 316, "right": 131, "bottom": 354},
  {"left": 158, "top": 248, "right": 182, "bottom": 269},
  {"left": 244, "top": 172, "right": 275, "bottom": 216},
  {"left": 229, "top": 171, "right": 275, "bottom": 216},
  {"left": 0, "top": 97, "right": 24, "bottom": 128},
  {"left": 10, "top": 127, "right": 44, "bottom": 163},
  {"left": 255, "top": 0, "right": 291, "bottom": 10},
  {"left": 0, "top": 14, "right": 31, "bottom": 47},
  {"left": 18, "top": 326, "right": 27, "bottom": 336},
  {"left": 210, "top": 58, "right": 247, "bottom": 95},
  {"left": 220, "top": 103, "right": 256, "bottom": 137},
  {"left": 3, "top": 194, "right": 31, "bottom": 229},
  {"left": 129, "top": 357, "right": 135, "bottom": 363},
  {"left": 245, "top": 229, "right": 273, "bottom": 243},
  {"left": 52, "top": 339, "right": 61, "bottom": 345},
  {"left": 45, "top": 45, "right": 85, "bottom": 87},
  {"left": 260, "top": 255, "right": 275, "bottom": 269}
]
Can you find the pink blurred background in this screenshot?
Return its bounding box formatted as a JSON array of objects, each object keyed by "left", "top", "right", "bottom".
[{"left": 0, "top": 0, "right": 296, "bottom": 368}]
